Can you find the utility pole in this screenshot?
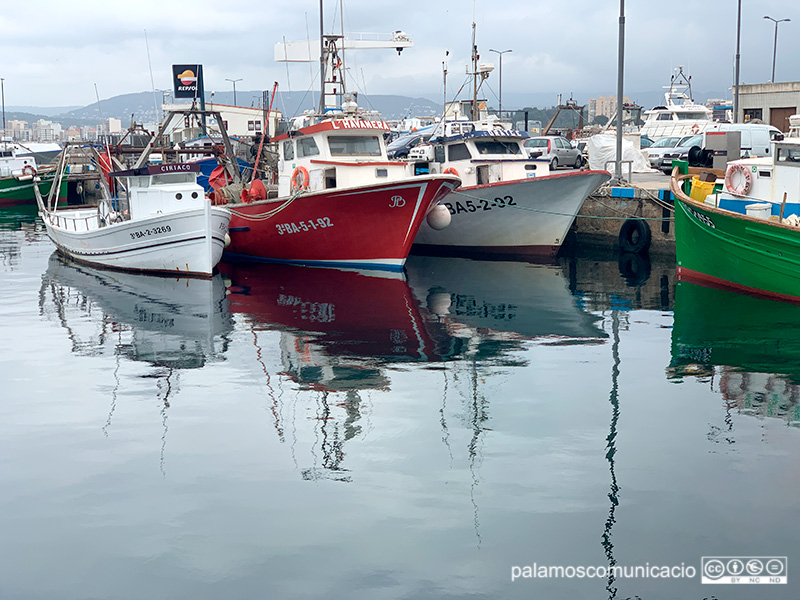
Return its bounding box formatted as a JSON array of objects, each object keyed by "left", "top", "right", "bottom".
[
  {"left": 763, "top": 16, "right": 790, "bottom": 83},
  {"left": 0, "top": 78, "right": 5, "bottom": 137},
  {"left": 489, "top": 49, "right": 512, "bottom": 118},
  {"left": 734, "top": 0, "right": 741, "bottom": 123},
  {"left": 226, "top": 78, "right": 242, "bottom": 106}
]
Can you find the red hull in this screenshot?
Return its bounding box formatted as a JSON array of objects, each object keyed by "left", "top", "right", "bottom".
[{"left": 224, "top": 175, "right": 460, "bottom": 271}]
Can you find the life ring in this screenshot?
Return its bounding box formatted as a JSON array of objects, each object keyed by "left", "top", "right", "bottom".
[
  {"left": 290, "top": 166, "right": 309, "bottom": 192},
  {"left": 691, "top": 124, "right": 700, "bottom": 134},
  {"left": 724, "top": 163, "right": 753, "bottom": 195},
  {"left": 618, "top": 218, "right": 652, "bottom": 254},
  {"left": 443, "top": 167, "right": 459, "bottom": 176},
  {"left": 22, "top": 165, "right": 36, "bottom": 177}
]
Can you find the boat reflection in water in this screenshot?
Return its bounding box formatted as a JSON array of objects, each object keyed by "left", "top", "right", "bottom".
[
  {"left": 40, "top": 253, "right": 233, "bottom": 369},
  {"left": 222, "top": 257, "right": 607, "bottom": 482},
  {"left": 668, "top": 281, "right": 800, "bottom": 427}
]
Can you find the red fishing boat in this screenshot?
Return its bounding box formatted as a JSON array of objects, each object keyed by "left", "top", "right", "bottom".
[{"left": 222, "top": 114, "right": 460, "bottom": 270}]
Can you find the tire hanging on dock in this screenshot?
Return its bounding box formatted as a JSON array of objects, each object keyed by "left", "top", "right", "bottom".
[{"left": 618, "top": 218, "right": 652, "bottom": 253}]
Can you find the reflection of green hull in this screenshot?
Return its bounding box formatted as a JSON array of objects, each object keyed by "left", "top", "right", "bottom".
[
  {"left": 675, "top": 195, "right": 800, "bottom": 303},
  {"left": 669, "top": 281, "right": 800, "bottom": 382},
  {"left": 0, "top": 171, "right": 66, "bottom": 207}
]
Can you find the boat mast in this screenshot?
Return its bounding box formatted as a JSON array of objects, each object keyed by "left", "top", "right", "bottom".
[
  {"left": 318, "top": 0, "right": 325, "bottom": 114},
  {"left": 471, "top": 18, "right": 478, "bottom": 121}
]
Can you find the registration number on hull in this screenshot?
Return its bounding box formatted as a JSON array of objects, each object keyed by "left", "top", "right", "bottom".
[
  {"left": 130, "top": 225, "right": 171, "bottom": 239},
  {"left": 276, "top": 217, "right": 333, "bottom": 235},
  {"left": 444, "top": 195, "right": 517, "bottom": 215}
]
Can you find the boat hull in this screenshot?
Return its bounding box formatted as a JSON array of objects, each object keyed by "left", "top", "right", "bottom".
[
  {"left": 412, "top": 170, "right": 610, "bottom": 256},
  {"left": 223, "top": 175, "right": 460, "bottom": 271},
  {"left": 42, "top": 205, "right": 231, "bottom": 277},
  {"left": 675, "top": 195, "right": 800, "bottom": 303},
  {"left": 0, "top": 171, "right": 67, "bottom": 207}
]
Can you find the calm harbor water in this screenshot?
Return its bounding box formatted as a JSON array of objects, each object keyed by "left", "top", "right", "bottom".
[{"left": 1, "top": 205, "right": 799, "bottom": 600}]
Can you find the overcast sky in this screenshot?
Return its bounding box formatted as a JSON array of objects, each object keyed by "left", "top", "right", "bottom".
[{"left": 2, "top": 0, "right": 799, "bottom": 111}]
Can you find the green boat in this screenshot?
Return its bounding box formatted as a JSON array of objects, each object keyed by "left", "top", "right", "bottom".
[
  {"left": 0, "top": 169, "right": 66, "bottom": 208},
  {"left": 672, "top": 168, "right": 800, "bottom": 303}
]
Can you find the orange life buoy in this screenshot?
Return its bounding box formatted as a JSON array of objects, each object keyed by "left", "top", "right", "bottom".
[
  {"left": 290, "top": 166, "right": 309, "bottom": 192},
  {"left": 443, "top": 167, "right": 459, "bottom": 176},
  {"left": 22, "top": 165, "right": 36, "bottom": 177},
  {"left": 724, "top": 163, "right": 753, "bottom": 195},
  {"left": 691, "top": 124, "right": 700, "bottom": 134}
]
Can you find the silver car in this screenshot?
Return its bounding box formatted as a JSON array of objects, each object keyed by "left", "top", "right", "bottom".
[
  {"left": 523, "top": 136, "right": 583, "bottom": 169},
  {"left": 645, "top": 136, "right": 684, "bottom": 168}
]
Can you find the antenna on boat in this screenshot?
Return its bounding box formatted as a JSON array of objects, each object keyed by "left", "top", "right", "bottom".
[{"left": 144, "top": 29, "right": 160, "bottom": 123}]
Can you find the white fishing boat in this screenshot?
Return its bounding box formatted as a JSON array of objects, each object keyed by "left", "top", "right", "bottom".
[
  {"left": 403, "top": 23, "right": 610, "bottom": 257},
  {"left": 640, "top": 66, "right": 712, "bottom": 139},
  {"left": 35, "top": 144, "right": 231, "bottom": 277}
]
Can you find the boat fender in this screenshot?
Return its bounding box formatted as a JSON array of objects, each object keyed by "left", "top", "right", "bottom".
[
  {"left": 426, "top": 203, "right": 451, "bottom": 230},
  {"left": 290, "top": 166, "right": 310, "bottom": 192},
  {"left": 618, "top": 218, "right": 651, "bottom": 253},
  {"left": 443, "top": 167, "right": 459, "bottom": 176},
  {"left": 22, "top": 165, "right": 36, "bottom": 177},
  {"left": 724, "top": 163, "right": 753, "bottom": 195}
]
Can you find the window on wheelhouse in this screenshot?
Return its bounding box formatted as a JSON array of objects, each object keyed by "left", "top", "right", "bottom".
[
  {"left": 776, "top": 145, "right": 800, "bottom": 164},
  {"left": 474, "top": 140, "right": 521, "bottom": 155},
  {"left": 656, "top": 113, "right": 674, "bottom": 121},
  {"left": 297, "top": 137, "right": 320, "bottom": 158},
  {"left": 283, "top": 140, "right": 295, "bottom": 161},
  {"left": 328, "top": 135, "right": 382, "bottom": 156},
  {"left": 448, "top": 143, "right": 471, "bottom": 161},
  {"left": 675, "top": 112, "right": 706, "bottom": 120},
  {"left": 151, "top": 173, "right": 195, "bottom": 185}
]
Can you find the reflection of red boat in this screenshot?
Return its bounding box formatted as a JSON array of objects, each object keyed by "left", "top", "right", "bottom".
[{"left": 221, "top": 262, "right": 439, "bottom": 364}]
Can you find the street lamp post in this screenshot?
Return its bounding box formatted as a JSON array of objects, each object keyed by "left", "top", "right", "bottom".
[
  {"left": 225, "top": 78, "right": 243, "bottom": 106},
  {"left": 0, "top": 78, "right": 5, "bottom": 137},
  {"left": 763, "top": 16, "right": 790, "bottom": 83},
  {"left": 489, "top": 49, "right": 512, "bottom": 117}
]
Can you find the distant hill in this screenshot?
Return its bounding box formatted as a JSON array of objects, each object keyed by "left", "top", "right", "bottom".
[{"left": 15, "top": 90, "right": 443, "bottom": 127}]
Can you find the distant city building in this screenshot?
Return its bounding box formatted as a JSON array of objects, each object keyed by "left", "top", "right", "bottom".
[
  {"left": 6, "top": 120, "right": 30, "bottom": 142},
  {"left": 588, "top": 95, "right": 632, "bottom": 123},
  {"left": 32, "top": 119, "right": 62, "bottom": 143}
]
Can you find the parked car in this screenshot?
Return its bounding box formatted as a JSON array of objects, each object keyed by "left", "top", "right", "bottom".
[
  {"left": 524, "top": 136, "right": 583, "bottom": 169},
  {"left": 656, "top": 134, "right": 703, "bottom": 173},
  {"left": 640, "top": 135, "right": 655, "bottom": 149},
  {"left": 645, "top": 136, "right": 684, "bottom": 169},
  {"left": 387, "top": 132, "right": 432, "bottom": 159}
]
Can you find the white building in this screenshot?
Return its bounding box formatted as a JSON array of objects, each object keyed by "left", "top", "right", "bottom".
[
  {"left": 735, "top": 82, "right": 800, "bottom": 132},
  {"left": 32, "top": 119, "right": 62, "bottom": 142},
  {"left": 162, "top": 102, "right": 281, "bottom": 144}
]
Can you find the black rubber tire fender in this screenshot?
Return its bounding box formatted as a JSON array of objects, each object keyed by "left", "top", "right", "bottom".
[{"left": 618, "top": 218, "right": 652, "bottom": 253}]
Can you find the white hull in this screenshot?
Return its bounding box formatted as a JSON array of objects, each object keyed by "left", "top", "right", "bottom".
[
  {"left": 42, "top": 205, "right": 231, "bottom": 277},
  {"left": 413, "top": 171, "right": 610, "bottom": 255}
]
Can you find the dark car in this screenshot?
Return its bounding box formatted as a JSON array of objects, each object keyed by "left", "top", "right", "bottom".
[
  {"left": 657, "top": 134, "right": 705, "bottom": 173},
  {"left": 387, "top": 132, "right": 432, "bottom": 159}
]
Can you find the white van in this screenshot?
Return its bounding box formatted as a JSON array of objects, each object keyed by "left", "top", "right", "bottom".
[{"left": 703, "top": 122, "right": 783, "bottom": 157}]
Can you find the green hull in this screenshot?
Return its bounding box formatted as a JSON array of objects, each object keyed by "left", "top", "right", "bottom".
[
  {"left": 0, "top": 171, "right": 66, "bottom": 207},
  {"left": 675, "top": 195, "right": 800, "bottom": 303}
]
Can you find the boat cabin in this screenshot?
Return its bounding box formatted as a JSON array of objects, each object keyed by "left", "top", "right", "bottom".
[
  {"left": 274, "top": 117, "right": 408, "bottom": 196},
  {"left": 0, "top": 141, "right": 37, "bottom": 178},
  {"left": 109, "top": 163, "right": 206, "bottom": 220},
  {"left": 405, "top": 122, "right": 547, "bottom": 186}
]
